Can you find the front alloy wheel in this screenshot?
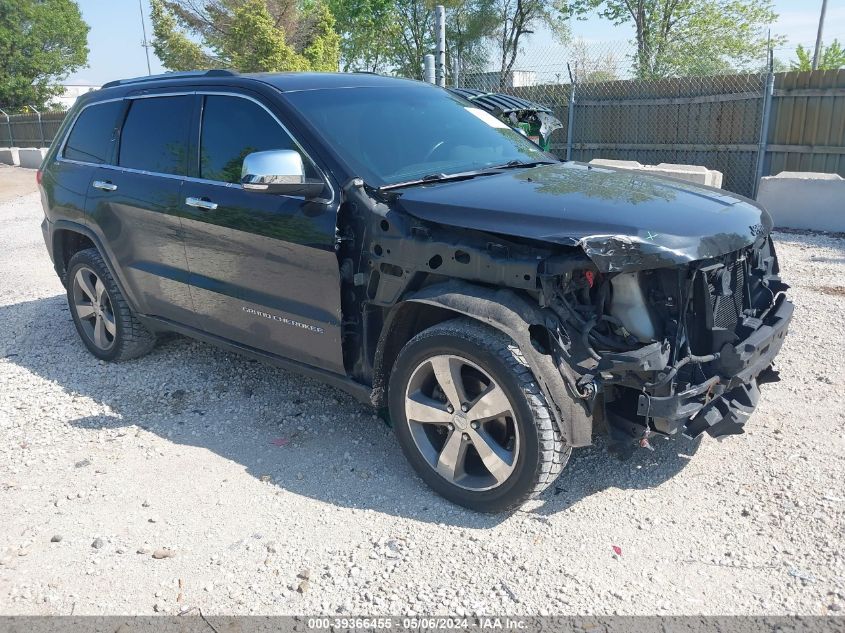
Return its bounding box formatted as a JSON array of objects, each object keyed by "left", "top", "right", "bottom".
[
  {"left": 389, "top": 318, "right": 570, "bottom": 512},
  {"left": 404, "top": 354, "right": 520, "bottom": 491}
]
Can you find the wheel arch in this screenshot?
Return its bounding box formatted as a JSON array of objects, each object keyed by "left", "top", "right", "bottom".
[
  {"left": 51, "top": 221, "right": 141, "bottom": 313},
  {"left": 371, "top": 300, "right": 459, "bottom": 407},
  {"left": 52, "top": 227, "right": 95, "bottom": 284},
  {"left": 372, "top": 280, "right": 594, "bottom": 447}
]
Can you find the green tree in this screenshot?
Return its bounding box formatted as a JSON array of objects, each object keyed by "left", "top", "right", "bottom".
[
  {"left": 0, "top": 0, "right": 89, "bottom": 110},
  {"left": 493, "top": 0, "right": 570, "bottom": 88},
  {"left": 391, "top": 0, "right": 436, "bottom": 80},
  {"left": 150, "top": 0, "right": 338, "bottom": 72},
  {"left": 300, "top": 1, "right": 342, "bottom": 71},
  {"left": 445, "top": 0, "right": 498, "bottom": 84},
  {"left": 222, "top": 0, "right": 307, "bottom": 71},
  {"left": 563, "top": 0, "right": 781, "bottom": 78},
  {"left": 338, "top": 0, "right": 496, "bottom": 83},
  {"left": 385, "top": 0, "right": 499, "bottom": 83},
  {"left": 149, "top": 0, "right": 212, "bottom": 70},
  {"left": 791, "top": 40, "right": 845, "bottom": 71},
  {"left": 328, "top": 0, "right": 398, "bottom": 72}
]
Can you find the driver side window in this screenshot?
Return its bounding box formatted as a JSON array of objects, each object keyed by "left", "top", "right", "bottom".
[{"left": 199, "top": 95, "right": 316, "bottom": 184}]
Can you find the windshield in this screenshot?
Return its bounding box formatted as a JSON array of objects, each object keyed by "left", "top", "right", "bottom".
[{"left": 283, "top": 85, "right": 551, "bottom": 187}]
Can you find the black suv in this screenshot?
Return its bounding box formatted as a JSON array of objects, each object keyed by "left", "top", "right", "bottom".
[{"left": 39, "top": 70, "right": 793, "bottom": 512}]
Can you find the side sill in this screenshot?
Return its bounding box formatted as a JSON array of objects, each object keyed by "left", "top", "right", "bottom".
[{"left": 138, "top": 314, "right": 374, "bottom": 406}]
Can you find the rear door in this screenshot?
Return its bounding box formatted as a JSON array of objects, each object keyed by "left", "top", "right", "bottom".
[
  {"left": 45, "top": 99, "right": 124, "bottom": 229},
  {"left": 86, "top": 94, "right": 195, "bottom": 324},
  {"left": 180, "top": 92, "right": 344, "bottom": 374}
]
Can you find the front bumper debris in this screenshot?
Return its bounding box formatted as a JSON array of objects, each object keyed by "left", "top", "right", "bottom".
[{"left": 636, "top": 295, "right": 793, "bottom": 438}]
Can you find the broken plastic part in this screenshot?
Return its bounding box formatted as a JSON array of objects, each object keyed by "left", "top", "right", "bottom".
[{"left": 535, "top": 111, "right": 563, "bottom": 141}]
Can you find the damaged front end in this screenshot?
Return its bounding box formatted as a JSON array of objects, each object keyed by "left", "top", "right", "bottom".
[
  {"left": 353, "top": 159, "right": 792, "bottom": 453},
  {"left": 539, "top": 234, "right": 792, "bottom": 449}
]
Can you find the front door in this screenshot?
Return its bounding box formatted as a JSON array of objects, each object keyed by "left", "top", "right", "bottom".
[{"left": 180, "top": 93, "right": 344, "bottom": 374}]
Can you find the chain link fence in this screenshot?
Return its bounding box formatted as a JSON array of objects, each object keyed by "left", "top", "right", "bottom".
[
  {"left": 457, "top": 42, "right": 773, "bottom": 198},
  {"left": 3, "top": 44, "right": 842, "bottom": 197}
]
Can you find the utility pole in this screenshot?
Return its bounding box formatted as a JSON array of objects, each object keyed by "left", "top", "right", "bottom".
[
  {"left": 434, "top": 5, "right": 446, "bottom": 87},
  {"left": 812, "top": 0, "right": 828, "bottom": 70},
  {"left": 139, "top": 0, "right": 152, "bottom": 75}
]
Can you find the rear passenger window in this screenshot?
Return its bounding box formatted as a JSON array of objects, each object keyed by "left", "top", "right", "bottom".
[
  {"left": 119, "top": 96, "right": 192, "bottom": 176},
  {"left": 200, "top": 95, "right": 314, "bottom": 183},
  {"left": 63, "top": 101, "right": 123, "bottom": 164}
]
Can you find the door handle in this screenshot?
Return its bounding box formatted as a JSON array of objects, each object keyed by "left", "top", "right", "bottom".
[
  {"left": 185, "top": 196, "right": 218, "bottom": 211},
  {"left": 92, "top": 180, "right": 117, "bottom": 192}
]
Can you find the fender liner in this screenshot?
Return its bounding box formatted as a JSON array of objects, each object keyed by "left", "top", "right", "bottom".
[{"left": 388, "top": 281, "right": 594, "bottom": 447}]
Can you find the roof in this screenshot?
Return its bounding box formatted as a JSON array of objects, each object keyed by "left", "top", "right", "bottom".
[
  {"left": 250, "top": 72, "right": 427, "bottom": 92},
  {"left": 100, "top": 69, "right": 429, "bottom": 93},
  {"left": 448, "top": 88, "right": 552, "bottom": 114}
]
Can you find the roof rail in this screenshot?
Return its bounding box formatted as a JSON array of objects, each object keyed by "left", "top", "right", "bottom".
[{"left": 102, "top": 69, "right": 238, "bottom": 90}]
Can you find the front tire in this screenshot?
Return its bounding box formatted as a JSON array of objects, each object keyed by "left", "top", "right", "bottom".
[
  {"left": 388, "top": 318, "right": 570, "bottom": 512},
  {"left": 66, "top": 248, "right": 156, "bottom": 361}
]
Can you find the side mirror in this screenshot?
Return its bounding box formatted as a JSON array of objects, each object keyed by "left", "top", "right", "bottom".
[{"left": 241, "top": 149, "right": 325, "bottom": 198}]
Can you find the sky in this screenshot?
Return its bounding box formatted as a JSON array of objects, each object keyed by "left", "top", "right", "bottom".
[{"left": 68, "top": 0, "right": 845, "bottom": 85}]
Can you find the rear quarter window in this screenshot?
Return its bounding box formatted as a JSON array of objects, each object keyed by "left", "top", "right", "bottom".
[
  {"left": 63, "top": 101, "right": 124, "bottom": 164},
  {"left": 118, "top": 96, "right": 192, "bottom": 176}
]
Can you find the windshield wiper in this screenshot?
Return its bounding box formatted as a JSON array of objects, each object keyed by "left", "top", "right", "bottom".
[
  {"left": 379, "top": 169, "right": 502, "bottom": 191},
  {"left": 378, "top": 160, "right": 558, "bottom": 191},
  {"left": 488, "top": 159, "right": 558, "bottom": 170}
]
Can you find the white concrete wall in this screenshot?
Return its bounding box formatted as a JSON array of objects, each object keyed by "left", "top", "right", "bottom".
[
  {"left": 757, "top": 172, "right": 845, "bottom": 233},
  {"left": 0, "top": 147, "right": 21, "bottom": 166},
  {"left": 18, "top": 147, "right": 48, "bottom": 169},
  {"left": 589, "top": 159, "right": 724, "bottom": 189}
]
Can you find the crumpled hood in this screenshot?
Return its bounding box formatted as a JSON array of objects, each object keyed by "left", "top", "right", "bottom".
[{"left": 393, "top": 162, "right": 772, "bottom": 272}]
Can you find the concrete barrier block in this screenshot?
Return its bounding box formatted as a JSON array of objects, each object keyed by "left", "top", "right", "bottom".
[
  {"left": 589, "top": 159, "right": 644, "bottom": 170},
  {"left": 757, "top": 171, "right": 845, "bottom": 233},
  {"left": 768, "top": 171, "right": 842, "bottom": 180},
  {"left": 0, "top": 147, "right": 21, "bottom": 166},
  {"left": 18, "top": 147, "right": 47, "bottom": 169},
  {"left": 652, "top": 163, "right": 724, "bottom": 189},
  {"left": 589, "top": 159, "right": 724, "bottom": 189}
]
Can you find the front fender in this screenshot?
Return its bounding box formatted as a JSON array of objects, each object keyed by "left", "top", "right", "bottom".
[{"left": 394, "top": 281, "right": 594, "bottom": 448}]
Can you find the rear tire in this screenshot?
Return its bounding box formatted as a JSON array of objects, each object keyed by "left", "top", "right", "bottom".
[
  {"left": 66, "top": 248, "right": 156, "bottom": 361},
  {"left": 388, "top": 318, "right": 570, "bottom": 512}
]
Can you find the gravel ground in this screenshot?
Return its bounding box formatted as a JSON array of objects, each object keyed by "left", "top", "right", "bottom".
[
  {"left": 0, "top": 181, "right": 843, "bottom": 616},
  {"left": 0, "top": 165, "right": 40, "bottom": 204}
]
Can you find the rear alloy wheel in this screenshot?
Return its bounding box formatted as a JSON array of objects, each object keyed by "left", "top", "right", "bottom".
[
  {"left": 71, "top": 266, "right": 117, "bottom": 352},
  {"left": 66, "top": 248, "right": 156, "bottom": 361},
  {"left": 389, "top": 318, "right": 570, "bottom": 512}
]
